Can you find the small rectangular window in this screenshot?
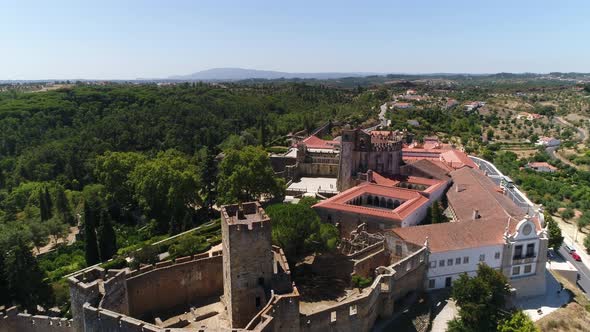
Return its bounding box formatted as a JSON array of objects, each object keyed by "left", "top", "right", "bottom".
[
  {"left": 455, "top": 257, "right": 461, "bottom": 265},
  {"left": 349, "top": 305, "right": 358, "bottom": 316},
  {"left": 524, "top": 265, "right": 532, "bottom": 274},
  {"left": 479, "top": 254, "right": 485, "bottom": 262},
  {"left": 514, "top": 245, "right": 523, "bottom": 259},
  {"left": 463, "top": 256, "right": 469, "bottom": 264},
  {"left": 512, "top": 266, "right": 520, "bottom": 275},
  {"left": 494, "top": 252, "right": 501, "bottom": 259},
  {"left": 439, "top": 260, "right": 445, "bottom": 267},
  {"left": 429, "top": 261, "right": 436, "bottom": 268},
  {"left": 447, "top": 259, "right": 453, "bottom": 266},
  {"left": 330, "top": 311, "right": 337, "bottom": 323},
  {"left": 526, "top": 243, "right": 535, "bottom": 257},
  {"left": 428, "top": 279, "right": 436, "bottom": 288}
]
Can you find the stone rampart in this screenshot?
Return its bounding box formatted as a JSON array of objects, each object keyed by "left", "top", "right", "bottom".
[
  {"left": 126, "top": 254, "right": 224, "bottom": 320},
  {"left": 0, "top": 307, "right": 73, "bottom": 332}
]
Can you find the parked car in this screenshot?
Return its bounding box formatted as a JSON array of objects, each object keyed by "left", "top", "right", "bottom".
[
  {"left": 565, "top": 243, "right": 576, "bottom": 254},
  {"left": 571, "top": 252, "right": 582, "bottom": 262}
]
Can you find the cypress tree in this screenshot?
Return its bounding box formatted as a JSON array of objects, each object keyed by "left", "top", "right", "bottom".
[
  {"left": 84, "top": 203, "right": 100, "bottom": 265},
  {"left": 44, "top": 187, "right": 53, "bottom": 219},
  {"left": 98, "top": 209, "right": 117, "bottom": 261},
  {"left": 55, "top": 185, "right": 73, "bottom": 224},
  {"left": 39, "top": 189, "right": 49, "bottom": 221}
]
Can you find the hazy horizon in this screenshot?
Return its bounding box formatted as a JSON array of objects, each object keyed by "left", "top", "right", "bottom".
[{"left": 2, "top": 0, "right": 590, "bottom": 80}]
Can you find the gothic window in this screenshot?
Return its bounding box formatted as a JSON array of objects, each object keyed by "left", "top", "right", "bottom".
[
  {"left": 393, "top": 200, "right": 401, "bottom": 208},
  {"left": 367, "top": 195, "right": 373, "bottom": 205},
  {"left": 380, "top": 197, "right": 386, "bottom": 207}
]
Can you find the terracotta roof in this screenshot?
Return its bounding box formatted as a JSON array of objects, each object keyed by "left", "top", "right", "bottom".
[
  {"left": 312, "top": 183, "right": 430, "bottom": 222},
  {"left": 299, "top": 135, "right": 339, "bottom": 150},
  {"left": 440, "top": 150, "right": 477, "bottom": 169},
  {"left": 527, "top": 162, "right": 558, "bottom": 171},
  {"left": 392, "top": 168, "right": 542, "bottom": 253},
  {"left": 403, "top": 159, "right": 452, "bottom": 181},
  {"left": 447, "top": 167, "right": 536, "bottom": 233},
  {"left": 392, "top": 218, "right": 506, "bottom": 253},
  {"left": 370, "top": 171, "right": 446, "bottom": 194}
]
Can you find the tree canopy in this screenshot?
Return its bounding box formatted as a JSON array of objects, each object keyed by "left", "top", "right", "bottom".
[
  {"left": 216, "top": 146, "right": 285, "bottom": 204},
  {"left": 448, "top": 264, "right": 510, "bottom": 332},
  {"left": 265, "top": 201, "right": 338, "bottom": 264}
]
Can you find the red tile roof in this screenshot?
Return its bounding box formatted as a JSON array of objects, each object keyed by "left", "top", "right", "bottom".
[
  {"left": 312, "top": 183, "right": 430, "bottom": 222},
  {"left": 299, "top": 135, "right": 339, "bottom": 150},
  {"left": 440, "top": 150, "right": 477, "bottom": 169},
  {"left": 392, "top": 218, "right": 506, "bottom": 252},
  {"left": 392, "top": 167, "right": 542, "bottom": 253},
  {"left": 527, "top": 162, "right": 558, "bottom": 171}
]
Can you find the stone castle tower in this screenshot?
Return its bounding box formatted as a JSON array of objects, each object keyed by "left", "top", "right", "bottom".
[
  {"left": 221, "top": 202, "right": 274, "bottom": 328},
  {"left": 337, "top": 128, "right": 403, "bottom": 191}
]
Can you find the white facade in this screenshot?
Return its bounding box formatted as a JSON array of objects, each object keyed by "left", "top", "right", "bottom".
[{"left": 425, "top": 244, "right": 504, "bottom": 290}]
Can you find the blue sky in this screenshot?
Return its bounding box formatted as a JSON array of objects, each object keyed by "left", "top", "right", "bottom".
[{"left": 1, "top": 0, "right": 589, "bottom": 79}]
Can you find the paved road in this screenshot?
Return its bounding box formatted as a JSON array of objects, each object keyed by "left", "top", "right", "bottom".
[
  {"left": 555, "top": 116, "right": 587, "bottom": 142},
  {"left": 557, "top": 246, "right": 590, "bottom": 297}
]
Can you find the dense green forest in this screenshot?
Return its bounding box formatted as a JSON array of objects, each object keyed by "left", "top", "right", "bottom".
[{"left": 0, "top": 82, "right": 385, "bottom": 312}]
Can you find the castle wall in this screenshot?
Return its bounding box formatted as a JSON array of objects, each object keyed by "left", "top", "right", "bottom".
[
  {"left": 99, "top": 270, "right": 129, "bottom": 315},
  {"left": 80, "top": 305, "right": 161, "bottom": 332},
  {"left": 126, "top": 255, "right": 223, "bottom": 320},
  {"left": 0, "top": 308, "right": 73, "bottom": 332},
  {"left": 69, "top": 269, "right": 104, "bottom": 332}
]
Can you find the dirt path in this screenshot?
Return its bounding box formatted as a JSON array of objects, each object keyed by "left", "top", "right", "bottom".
[{"left": 33, "top": 226, "right": 79, "bottom": 256}]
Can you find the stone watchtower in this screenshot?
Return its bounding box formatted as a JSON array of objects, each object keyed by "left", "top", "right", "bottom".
[{"left": 221, "top": 202, "right": 274, "bottom": 328}]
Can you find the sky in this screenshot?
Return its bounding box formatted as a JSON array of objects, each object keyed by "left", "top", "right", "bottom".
[{"left": 1, "top": 0, "right": 589, "bottom": 80}]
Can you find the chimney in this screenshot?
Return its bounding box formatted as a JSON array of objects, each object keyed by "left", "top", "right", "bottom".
[
  {"left": 367, "top": 170, "right": 374, "bottom": 183},
  {"left": 472, "top": 209, "right": 480, "bottom": 220}
]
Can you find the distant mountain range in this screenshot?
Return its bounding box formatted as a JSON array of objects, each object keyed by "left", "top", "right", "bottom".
[{"left": 167, "top": 68, "right": 379, "bottom": 81}]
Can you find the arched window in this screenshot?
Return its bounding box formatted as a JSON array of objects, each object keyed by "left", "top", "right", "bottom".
[
  {"left": 367, "top": 195, "right": 373, "bottom": 205},
  {"left": 373, "top": 196, "right": 380, "bottom": 207},
  {"left": 387, "top": 199, "right": 394, "bottom": 209},
  {"left": 380, "top": 197, "right": 386, "bottom": 207},
  {"left": 393, "top": 200, "right": 401, "bottom": 208}
]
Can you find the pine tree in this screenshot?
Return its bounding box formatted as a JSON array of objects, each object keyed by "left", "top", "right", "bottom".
[
  {"left": 39, "top": 189, "right": 49, "bottom": 221},
  {"left": 98, "top": 209, "right": 117, "bottom": 261},
  {"left": 84, "top": 203, "right": 100, "bottom": 265}
]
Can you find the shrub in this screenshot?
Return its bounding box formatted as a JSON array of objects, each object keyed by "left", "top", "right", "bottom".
[{"left": 352, "top": 275, "right": 373, "bottom": 289}]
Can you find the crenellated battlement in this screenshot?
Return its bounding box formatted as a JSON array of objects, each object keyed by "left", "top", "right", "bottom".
[
  {"left": 370, "top": 140, "right": 403, "bottom": 152},
  {"left": 221, "top": 201, "right": 271, "bottom": 231}
]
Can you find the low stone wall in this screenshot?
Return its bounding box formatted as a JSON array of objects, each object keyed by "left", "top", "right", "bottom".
[
  {"left": 0, "top": 307, "right": 73, "bottom": 332},
  {"left": 352, "top": 248, "right": 390, "bottom": 278}
]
